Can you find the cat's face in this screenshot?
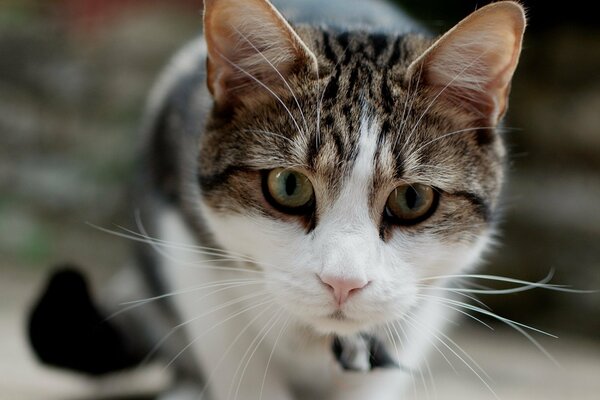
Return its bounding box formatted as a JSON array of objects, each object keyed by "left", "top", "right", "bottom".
[{"left": 196, "top": 0, "right": 525, "bottom": 335}]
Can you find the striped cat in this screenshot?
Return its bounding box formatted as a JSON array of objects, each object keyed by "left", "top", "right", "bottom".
[{"left": 102, "top": 0, "right": 525, "bottom": 398}]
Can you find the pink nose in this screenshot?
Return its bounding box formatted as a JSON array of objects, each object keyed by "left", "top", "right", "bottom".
[{"left": 319, "top": 275, "right": 369, "bottom": 306}]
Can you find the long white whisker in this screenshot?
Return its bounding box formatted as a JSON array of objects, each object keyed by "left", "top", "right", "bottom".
[
  {"left": 198, "top": 303, "right": 277, "bottom": 399},
  {"left": 151, "top": 292, "right": 271, "bottom": 366},
  {"left": 163, "top": 296, "right": 275, "bottom": 371},
  {"left": 119, "top": 223, "right": 255, "bottom": 260},
  {"left": 259, "top": 314, "right": 291, "bottom": 400},
  {"left": 410, "top": 310, "right": 493, "bottom": 382},
  {"left": 420, "top": 270, "right": 594, "bottom": 294},
  {"left": 418, "top": 294, "right": 557, "bottom": 338},
  {"left": 235, "top": 310, "right": 285, "bottom": 400},
  {"left": 416, "top": 294, "right": 494, "bottom": 331},
  {"left": 404, "top": 313, "right": 498, "bottom": 400},
  {"left": 88, "top": 223, "right": 268, "bottom": 273},
  {"left": 417, "top": 284, "right": 492, "bottom": 310},
  {"left": 394, "top": 318, "right": 457, "bottom": 375},
  {"left": 229, "top": 307, "right": 284, "bottom": 400},
  {"left": 103, "top": 279, "right": 267, "bottom": 324},
  {"left": 134, "top": 212, "right": 274, "bottom": 269},
  {"left": 122, "top": 278, "right": 267, "bottom": 306},
  {"left": 388, "top": 321, "right": 417, "bottom": 399}
]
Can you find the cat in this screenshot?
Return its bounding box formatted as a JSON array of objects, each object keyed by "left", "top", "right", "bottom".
[{"left": 30, "top": 0, "right": 527, "bottom": 399}]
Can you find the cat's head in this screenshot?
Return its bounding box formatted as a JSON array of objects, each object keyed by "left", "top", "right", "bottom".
[{"left": 196, "top": 0, "right": 525, "bottom": 335}]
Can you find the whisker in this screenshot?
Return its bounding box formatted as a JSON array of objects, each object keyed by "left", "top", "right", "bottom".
[
  {"left": 416, "top": 294, "right": 562, "bottom": 366},
  {"left": 229, "top": 307, "right": 284, "bottom": 400},
  {"left": 103, "top": 279, "right": 268, "bottom": 324},
  {"left": 394, "top": 318, "right": 456, "bottom": 375},
  {"left": 417, "top": 285, "right": 492, "bottom": 310},
  {"left": 419, "top": 270, "right": 594, "bottom": 294},
  {"left": 163, "top": 296, "right": 275, "bottom": 371},
  {"left": 88, "top": 223, "right": 267, "bottom": 273},
  {"left": 388, "top": 321, "right": 418, "bottom": 399},
  {"left": 136, "top": 212, "right": 288, "bottom": 273},
  {"left": 416, "top": 294, "right": 494, "bottom": 330},
  {"left": 119, "top": 223, "right": 254, "bottom": 260},
  {"left": 403, "top": 313, "right": 498, "bottom": 400},
  {"left": 198, "top": 303, "right": 277, "bottom": 399},
  {"left": 122, "top": 278, "right": 267, "bottom": 306},
  {"left": 411, "top": 310, "right": 493, "bottom": 382},
  {"left": 134, "top": 213, "right": 271, "bottom": 267},
  {"left": 259, "top": 314, "right": 291, "bottom": 400},
  {"left": 150, "top": 292, "right": 271, "bottom": 366},
  {"left": 418, "top": 294, "right": 557, "bottom": 338}
]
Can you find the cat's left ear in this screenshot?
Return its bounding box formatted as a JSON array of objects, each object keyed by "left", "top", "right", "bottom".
[
  {"left": 203, "top": 0, "right": 318, "bottom": 107},
  {"left": 407, "top": 1, "right": 526, "bottom": 124}
]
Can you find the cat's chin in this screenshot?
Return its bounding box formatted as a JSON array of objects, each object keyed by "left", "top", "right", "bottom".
[{"left": 309, "top": 313, "right": 377, "bottom": 336}]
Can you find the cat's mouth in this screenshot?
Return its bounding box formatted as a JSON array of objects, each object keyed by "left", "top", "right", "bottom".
[{"left": 309, "top": 310, "right": 372, "bottom": 335}]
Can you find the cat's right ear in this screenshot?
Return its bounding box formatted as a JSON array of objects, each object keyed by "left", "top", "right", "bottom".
[{"left": 203, "top": 0, "right": 318, "bottom": 107}]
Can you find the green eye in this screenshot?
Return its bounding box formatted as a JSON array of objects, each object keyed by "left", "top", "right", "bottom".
[
  {"left": 264, "top": 168, "right": 314, "bottom": 213},
  {"left": 385, "top": 183, "right": 437, "bottom": 225}
]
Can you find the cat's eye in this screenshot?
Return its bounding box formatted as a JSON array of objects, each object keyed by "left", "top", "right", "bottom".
[
  {"left": 385, "top": 183, "right": 437, "bottom": 225},
  {"left": 263, "top": 168, "right": 314, "bottom": 213}
]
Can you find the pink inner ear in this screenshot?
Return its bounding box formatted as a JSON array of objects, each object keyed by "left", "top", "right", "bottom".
[
  {"left": 410, "top": 2, "right": 526, "bottom": 123},
  {"left": 203, "top": 0, "right": 317, "bottom": 106}
]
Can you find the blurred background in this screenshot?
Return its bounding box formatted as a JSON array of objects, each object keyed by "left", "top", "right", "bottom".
[{"left": 1, "top": 0, "right": 598, "bottom": 399}]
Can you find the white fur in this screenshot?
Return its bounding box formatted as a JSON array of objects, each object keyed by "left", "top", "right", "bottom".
[{"left": 158, "top": 106, "right": 492, "bottom": 399}]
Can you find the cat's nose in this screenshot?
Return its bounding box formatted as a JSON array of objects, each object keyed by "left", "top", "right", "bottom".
[{"left": 319, "top": 275, "right": 369, "bottom": 307}]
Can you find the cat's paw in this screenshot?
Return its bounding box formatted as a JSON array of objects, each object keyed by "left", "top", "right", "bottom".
[{"left": 332, "top": 335, "right": 399, "bottom": 372}]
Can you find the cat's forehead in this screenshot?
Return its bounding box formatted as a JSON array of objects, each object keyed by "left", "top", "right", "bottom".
[{"left": 200, "top": 27, "right": 504, "bottom": 229}]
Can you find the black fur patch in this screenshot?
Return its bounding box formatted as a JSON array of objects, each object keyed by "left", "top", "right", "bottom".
[
  {"left": 332, "top": 334, "right": 400, "bottom": 371},
  {"left": 28, "top": 266, "right": 142, "bottom": 375}
]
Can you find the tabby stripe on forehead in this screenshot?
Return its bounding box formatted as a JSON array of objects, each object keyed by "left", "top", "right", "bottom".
[
  {"left": 452, "top": 191, "right": 491, "bottom": 221},
  {"left": 369, "top": 33, "right": 388, "bottom": 59},
  {"left": 348, "top": 66, "right": 359, "bottom": 96},
  {"left": 321, "top": 31, "right": 338, "bottom": 63},
  {"left": 323, "top": 71, "right": 339, "bottom": 102},
  {"left": 386, "top": 36, "right": 402, "bottom": 67},
  {"left": 380, "top": 71, "right": 393, "bottom": 113},
  {"left": 336, "top": 32, "right": 352, "bottom": 65}
]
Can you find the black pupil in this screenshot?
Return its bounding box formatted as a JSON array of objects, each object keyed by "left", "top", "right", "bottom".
[
  {"left": 405, "top": 187, "right": 418, "bottom": 209},
  {"left": 285, "top": 173, "right": 297, "bottom": 196}
]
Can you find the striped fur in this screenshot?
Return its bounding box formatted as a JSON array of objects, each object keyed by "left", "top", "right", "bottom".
[
  {"left": 197, "top": 26, "right": 505, "bottom": 243},
  {"left": 130, "top": 1, "right": 525, "bottom": 398}
]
